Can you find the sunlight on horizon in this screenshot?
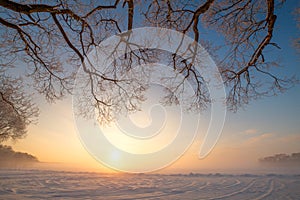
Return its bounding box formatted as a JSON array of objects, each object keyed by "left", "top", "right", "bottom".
[{"left": 5, "top": 94, "right": 300, "bottom": 174}]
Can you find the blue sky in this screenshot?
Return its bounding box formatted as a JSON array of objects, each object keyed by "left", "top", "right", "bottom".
[{"left": 228, "top": 0, "right": 300, "bottom": 136}]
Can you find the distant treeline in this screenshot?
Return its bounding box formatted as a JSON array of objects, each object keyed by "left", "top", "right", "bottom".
[
  {"left": 0, "top": 145, "right": 38, "bottom": 167},
  {"left": 259, "top": 153, "right": 300, "bottom": 164}
]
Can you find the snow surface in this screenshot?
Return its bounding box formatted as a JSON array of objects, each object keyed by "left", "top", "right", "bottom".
[{"left": 0, "top": 169, "right": 299, "bottom": 199}]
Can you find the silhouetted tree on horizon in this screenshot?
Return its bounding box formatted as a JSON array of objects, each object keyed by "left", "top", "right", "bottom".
[
  {"left": 0, "top": 144, "right": 38, "bottom": 166},
  {"left": 259, "top": 152, "right": 300, "bottom": 164}
]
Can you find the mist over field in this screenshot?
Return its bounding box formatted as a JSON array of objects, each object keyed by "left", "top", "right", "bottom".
[
  {"left": 1, "top": 151, "right": 300, "bottom": 200},
  {"left": 1, "top": 144, "right": 299, "bottom": 199}
]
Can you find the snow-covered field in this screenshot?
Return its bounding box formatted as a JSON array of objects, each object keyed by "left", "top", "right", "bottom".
[{"left": 0, "top": 169, "right": 299, "bottom": 199}]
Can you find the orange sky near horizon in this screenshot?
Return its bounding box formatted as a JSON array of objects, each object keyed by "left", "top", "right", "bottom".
[{"left": 5, "top": 94, "right": 300, "bottom": 174}]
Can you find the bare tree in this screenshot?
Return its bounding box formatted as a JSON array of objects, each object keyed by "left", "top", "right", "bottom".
[
  {"left": 0, "top": 0, "right": 298, "bottom": 133},
  {"left": 0, "top": 73, "right": 38, "bottom": 142}
]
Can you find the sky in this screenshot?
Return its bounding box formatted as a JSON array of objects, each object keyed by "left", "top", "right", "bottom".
[{"left": 4, "top": 1, "right": 300, "bottom": 174}]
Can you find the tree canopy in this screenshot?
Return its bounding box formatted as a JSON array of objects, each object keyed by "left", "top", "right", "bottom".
[
  {"left": 0, "top": 74, "right": 38, "bottom": 142},
  {"left": 0, "top": 0, "right": 298, "bottom": 140}
]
